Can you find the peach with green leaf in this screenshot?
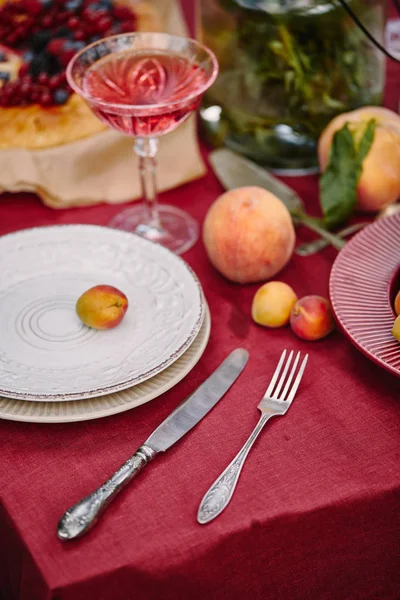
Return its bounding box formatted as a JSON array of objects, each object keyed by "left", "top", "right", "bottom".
[{"left": 318, "top": 107, "right": 400, "bottom": 215}]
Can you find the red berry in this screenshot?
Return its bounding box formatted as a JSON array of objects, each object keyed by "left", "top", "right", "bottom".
[
  {"left": 42, "top": 15, "right": 53, "bottom": 28},
  {"left": 5, "top": 32, "right": 18, "bottom": 44},
  {"left": 2, "top": 84, "right": 11, "bottom": 99},
  {"left": 96, "top": 8, "right": 108, "bottom": 19},
  {"left": 68, "top": 16, "right": 79, "bottom": 29},
  {"left": 0, "top": 85, "right": 10, "bottom": 101},
  {"left": 37, "top": 72, "right": 49, "bottom": 85},
  {"left": 120, "top": 20, "right": 134, "bottom": 33},
  {"left": 82, "top": 22, "right": 95, "bottom": 35},
  {"left": 60, "top": 49, "right": 76, "bottom": 67},
  {"left": 112, "top": 5, "right": 133, "bottom": 20},
  {"left": 48, "top": 73, "right": 63, "bottom": 89},
  {"left": 22, "top": 0, "right": 41, "bottom": 16},
  {"left": 82, "top": 7, "right": 92, "bottom": 20},
  {"left": 73, "top": 29, "right": 85, "bottom": 40},
  {"left": 82, "top": 8, "right": 101, "bottom": 23},
  {"left": 40, "top": 91, "right": 52, "bottom": 106},
  {"left": 20, "top": 81, "right": 32, "bottom": 97},
  {"left": 48, "top": 39, "right": 66, "bottom": 55},
  {"left": 20, "top": 75, "right": 33, "bottom": 86},
  {"left": 15, "top": 25, "right": 26, "bottom": 40},
  {"left": 8, "top": 81, "right": 20, "bottom": 95},
  {"left": 56, "top": 11, "right": 69, "bottom": 23},
  {"left": 97, "top": 15, "right": 111, "bottom": 32},
  {"left": 19, "top": 63, "right": 30, "bottom": 77}
]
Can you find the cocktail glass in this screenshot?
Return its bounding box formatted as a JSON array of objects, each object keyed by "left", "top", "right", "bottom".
[{"left": 67, "top": 32, "right": 218, "bottom": 254}]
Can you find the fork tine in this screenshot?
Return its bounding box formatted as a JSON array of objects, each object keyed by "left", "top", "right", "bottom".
[
  {"left": 272, "top": 350, "right": 293, "bottom": 398},
  {"left": 280, "top": 351, "right": 300, "bottom": 401},
  {"left": 263, "top": 349, "right": 287, "bottom": 397},
  {"left": 285, "top": 354, "right": 308, "bottom": 404}
]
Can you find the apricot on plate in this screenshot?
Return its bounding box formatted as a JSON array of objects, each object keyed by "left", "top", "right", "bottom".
[
  {"left": 203, "top": 186, "right": 295, "bottom": 284},
  {"left": 394, "top": 291, "right": 400, "bottom": 316},
  {"left": 76, "top": 285, "right": 128, "bottom": 330},
  {"left": 290, "top": 295, "right": 335, "bottom": 341},
  {"left": 252, "top": 281, "right": 297, "bottom": 328},
  {"left": 393, "top": 315, "right": 400, "bottom": 342}
]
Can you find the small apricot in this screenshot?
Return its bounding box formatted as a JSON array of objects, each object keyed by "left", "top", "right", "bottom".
[
  {"left": 394, "top": 291, "right": 400, "bottom": 316},
  {"left": 76, "top": 285, "right": 128, "bottom": 330},
  {"left": 290, "top": 295, "right": 335, "bottom": 341},
  {"left": 252, "top": 281, "right": 297, "bottom": 328},
  {"left": 393, "top": 315, "right": 400, "bottom": 342}
]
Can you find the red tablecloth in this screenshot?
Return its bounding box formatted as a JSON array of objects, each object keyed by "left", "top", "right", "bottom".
[{"left": 1, "top": 3, "right": 400, "bottom": 600}]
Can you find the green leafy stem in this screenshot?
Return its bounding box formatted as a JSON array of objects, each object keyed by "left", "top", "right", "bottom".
[{"left": 320, "top": 119, "right": 376, "bottom": 229}]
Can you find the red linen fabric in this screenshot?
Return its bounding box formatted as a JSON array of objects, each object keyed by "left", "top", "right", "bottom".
[{"left": 1, "top": 3, "right": 400, "bottom": 599}]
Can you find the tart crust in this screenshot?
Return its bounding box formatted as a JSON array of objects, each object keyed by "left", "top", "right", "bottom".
[{"left": 0, "top": 0, "right": 162, "bottom": 149}]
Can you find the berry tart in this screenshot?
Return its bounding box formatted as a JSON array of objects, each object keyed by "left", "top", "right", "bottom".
[{"left": 0, "top": 0, "right": 161, "bottom": 148}]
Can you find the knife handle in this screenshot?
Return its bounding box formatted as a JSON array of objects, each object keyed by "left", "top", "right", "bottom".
[{"left": 57, "top": 445, "right": 156, "bottom": 540}]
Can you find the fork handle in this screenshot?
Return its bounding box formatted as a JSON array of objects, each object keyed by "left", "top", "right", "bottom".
[{"left": 197, "top": 414, "right": 274, "bottom": 524}]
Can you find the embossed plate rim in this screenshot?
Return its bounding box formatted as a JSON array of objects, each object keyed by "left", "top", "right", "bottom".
[
  {"left": 329, "top": 212, "right": 400, "bottom": 377},
  {"left": 0, "top": 303, "right": 211, "bottom": 423},
  {"left": 0, "top": 224, "right": 204, "bottom": 401}
]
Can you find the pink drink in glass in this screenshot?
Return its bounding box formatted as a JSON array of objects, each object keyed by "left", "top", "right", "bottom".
[
  {"left": 83, "top": 51, "right": 208, "bottom": 137},
  {"left": 67, "top": 33, "right": 218, "bottom": 255}
]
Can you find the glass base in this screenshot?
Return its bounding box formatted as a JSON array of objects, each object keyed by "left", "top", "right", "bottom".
[{"left": 108, "top": 204, "right": 199, "bottom": 255}]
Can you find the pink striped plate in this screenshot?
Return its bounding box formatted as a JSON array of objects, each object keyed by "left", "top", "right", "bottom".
[{"left": 330, "top": 212, "right": 400, "bottom": 377}]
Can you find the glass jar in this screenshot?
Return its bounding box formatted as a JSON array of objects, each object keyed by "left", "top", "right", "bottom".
[{"left": 198, "top": 0, "right": 386, "bottom": 173}]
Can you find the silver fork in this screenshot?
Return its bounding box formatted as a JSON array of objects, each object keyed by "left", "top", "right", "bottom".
[{"left": 197, "top": 350, "right": 308, "bottom": 524}]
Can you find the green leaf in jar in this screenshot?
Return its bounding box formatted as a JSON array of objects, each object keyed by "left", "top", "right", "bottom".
[{"left": 320, "top": 119, "right": 376, "bottom": 229}]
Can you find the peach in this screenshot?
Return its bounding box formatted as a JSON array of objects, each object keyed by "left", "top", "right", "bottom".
[
  {"left": 394, "top": 291, "right": 400, "bottom": 316},
  {"left": 318, "top": 107, "right": 400, "bottom": 212},
  {"left": 203, "top": 186, "right": 295, "bottom": 284},
  {"left": 76, "top": 285, "right": 128, "bottom": 330},
  {"left": 252, "top": 281, "right": 297, "bottom": 328},
  {"left": 393, "top": 316, "right": 400, "bottom": 342},
  {"left": 290, "top": 295, "right": 335, "bottom": 341}
]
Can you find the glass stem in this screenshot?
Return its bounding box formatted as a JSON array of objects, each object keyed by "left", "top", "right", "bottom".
[{"left": 134, "top": 137, "right": 161, "bottom": 230}]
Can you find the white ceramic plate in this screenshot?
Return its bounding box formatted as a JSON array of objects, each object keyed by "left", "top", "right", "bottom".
[
  {"left": 0, "top": 225, "right": 204, "bottom": 401},
  {"left": 0, "top": 304, "right": 211, "bottom": 423}
]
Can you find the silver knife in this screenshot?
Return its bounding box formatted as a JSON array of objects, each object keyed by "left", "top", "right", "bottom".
[
  {"left": 210, "top": 148, "right": 303, "bottom": 214},
  {"left": 57, "top": 348, "right": 249, "bottom": 540},
  {"left": 209, "top": 148, "right": 345, "bottom": 251}
]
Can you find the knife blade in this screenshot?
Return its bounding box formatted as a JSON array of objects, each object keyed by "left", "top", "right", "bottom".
[
  {"left": 209, "top": 148, "right": 345, "bottom": 251},
  {"left": 57, "top": 348, "right": 249, "bottom": 540},
  {"left": 209, "top": 148, "right": 304, "bottom": 214}
]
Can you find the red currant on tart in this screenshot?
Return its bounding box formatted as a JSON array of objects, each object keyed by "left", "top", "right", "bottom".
[{"left": 0, "top": 0, "right": 161, "bottom": 149}]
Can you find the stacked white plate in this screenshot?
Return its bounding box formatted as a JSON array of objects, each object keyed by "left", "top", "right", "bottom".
[{"left": 0, "top": 225, "right": 210, "bottom": 423}]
